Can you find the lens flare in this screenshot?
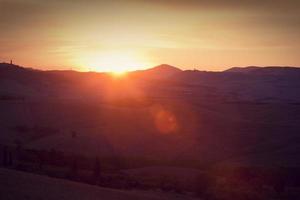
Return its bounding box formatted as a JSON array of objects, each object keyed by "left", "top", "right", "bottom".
[{"left": 152, "top": 106, "right": 179, "bottom": 134}]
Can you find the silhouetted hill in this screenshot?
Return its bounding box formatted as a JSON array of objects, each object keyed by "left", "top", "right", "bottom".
[
  {"left": 145, "top": 64, "right": 182, "bottom": 73},
  {"left": 130, "top": 64, "right": 182, "bottom": 80},
  {"left": 225, "top": 66, "right": 300, "bottom": 74},
  {"left": 1, "top": 63, "right": 300, "bottom": 167},
  {"left": 0, "top": 62, "right": 28, "bottom": 72},
  {"left": 1, "top": 63, "right": 300, "bottom": 102},
  {"left": 225, "top": 66, "right": 261, "bottom": 73}
]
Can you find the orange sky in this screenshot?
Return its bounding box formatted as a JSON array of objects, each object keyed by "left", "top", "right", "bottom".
[{"left": 0, "top": 0, "right": 299, "bottom": 72}]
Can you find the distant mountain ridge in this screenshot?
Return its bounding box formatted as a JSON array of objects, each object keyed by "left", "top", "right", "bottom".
[
  {"left": 225, "top": 66, "right": 300, "bottom": 73},
  {"left": 144, "top": 64, "right": 182, "bottom": 73},
  {"left": 1, "top": 62, "right": 300, "bottom": 102},
  {"left": 0, "top": 62, "right": 27, "bottom": 71},
  {"left": 1, "top": 62, "right": 300, "bottom": 74}
]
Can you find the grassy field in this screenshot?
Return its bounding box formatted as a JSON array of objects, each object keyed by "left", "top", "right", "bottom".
[{"left": 0, "top": 168, "right": 198, "bottom": 200}]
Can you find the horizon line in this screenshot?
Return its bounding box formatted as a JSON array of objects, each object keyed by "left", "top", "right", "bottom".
[{"left": 1, "top": 61, "right": 299, "bottom": 73}]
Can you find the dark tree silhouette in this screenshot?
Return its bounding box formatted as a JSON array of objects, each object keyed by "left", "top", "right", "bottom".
[
  {"left": 8, "top": 151, "right": 13, "bottom": 166},
  {"left": 273, "top": 175, "right": 285, "bottom": 196},
  {"left": 92, "top": 156, "right": 101, "bottom": 184},
  {"left": 195, "top": 173, "right": 213, "bottom": 198},
  {"left": 38, "top": 152, "right": 45, "bottom": 170},
  {"left": 93, "top": 157, "right": 101, "bottom": 178},
  {"left": 15, "top": 140, "right": 23, "bottom": 161},
  {"left": 70, "top": 157, "right": 78, "bottom": 179},
  {"left": 2, "top": 146, "right": 8, "bottom": 166}
]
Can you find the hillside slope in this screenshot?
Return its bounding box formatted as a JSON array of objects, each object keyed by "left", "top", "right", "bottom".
[
  {"left": 0, "top": 168, "right": 196, "bottom": 200},
  {"left": 1, "top": 63, "right": 300, "bottom": 167}
]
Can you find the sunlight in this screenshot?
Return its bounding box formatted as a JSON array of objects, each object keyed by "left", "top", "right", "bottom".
[
  {"left": 110, "top": 70, "right": 128, "bottom": 78},
  {"left": 76, "top": 50, "right": 150, "bottom": 73}
]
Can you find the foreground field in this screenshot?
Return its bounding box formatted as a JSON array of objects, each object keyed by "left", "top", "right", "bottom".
[{"left": 0, "top": 168, "right": 197, "bottom": 200}]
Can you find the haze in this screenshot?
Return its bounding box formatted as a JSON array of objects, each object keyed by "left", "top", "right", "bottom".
[{"left": 1, "top": 0, "right": 300, "bottom": 72}]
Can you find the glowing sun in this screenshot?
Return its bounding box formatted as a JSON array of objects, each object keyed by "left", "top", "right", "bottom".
[{"left": 77, "top": 50, "right": 150, "bottom": 73}]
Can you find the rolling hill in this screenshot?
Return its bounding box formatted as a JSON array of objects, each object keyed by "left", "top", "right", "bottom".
[
  {"left": 0, "top": 62, "right": 300, "bottom": 167},
  {"left": 0, "top": 168, "right": 195, "bottom": 200}
]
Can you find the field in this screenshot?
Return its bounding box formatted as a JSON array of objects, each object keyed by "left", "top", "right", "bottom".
[
  {"left": 0, "top": 168, "right": 197, "bottom": 200},
  {"left": 1, "top": 64, "right": 300, "bottom": 199}
]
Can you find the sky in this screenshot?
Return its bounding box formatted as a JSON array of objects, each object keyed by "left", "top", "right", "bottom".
[{"left": 0, "top": 0, "right": 299, "bottom": 72}]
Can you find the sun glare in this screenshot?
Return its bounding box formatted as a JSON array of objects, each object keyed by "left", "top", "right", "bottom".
[
  {"left": 111, "top": 70, "right": 127, "bottom": 78},
  {"left": 76, "top": 50, "right": 150, "bottom": 73}
]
